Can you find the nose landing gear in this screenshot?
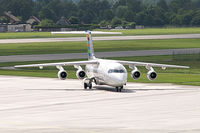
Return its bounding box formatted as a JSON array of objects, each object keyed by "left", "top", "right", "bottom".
[
  {"left": 84, "top": 82, "right": 92, "bottom": 89},
  {"left": 83, "top": 78, "right": 93, "bottom": 90},
  {"left": 116, "top": 86, "right": 123, "bottom": 92}
]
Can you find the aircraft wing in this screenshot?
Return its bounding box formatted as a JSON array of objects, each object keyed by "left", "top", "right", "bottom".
[
  {"left": 15, "top": 60, "right": 98, "bottom": 68},
  {"left": 115, "top": 60, "right": 189, "bottom": 69}
]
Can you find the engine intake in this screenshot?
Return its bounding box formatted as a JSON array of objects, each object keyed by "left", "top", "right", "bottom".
[
  {"left": 131, "top": 70, "right": 141, "bottom": 80},
  {"left": 58, "top": 70, "right": 68, "bottom": 80},
  {"left": 147, "top": 70, "right": 157, "bottom": 81},
  {"left": 76, "top": 70, "right": 86, "bottom": 79}
]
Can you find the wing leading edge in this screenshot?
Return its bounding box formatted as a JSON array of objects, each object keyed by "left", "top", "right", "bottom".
[
  {"left": 15, "top": 59, "right": 189, "bottom": 69},
  {"left": 115, "top": 60, "right": 189, "bottom": 69},
  {"left": 14, "top": 60, "right": 98, "bottom": 68}
]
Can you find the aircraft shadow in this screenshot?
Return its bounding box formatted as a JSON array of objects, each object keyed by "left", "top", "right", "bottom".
[
  {"left": 24, "top": 87, "right": 133, "bottom": 93},
  {"left": 93, "top": 86, "right": 134, "bottom": 93},
  {"left": 92, "top": 86, "right": 192, "bottom": 93},
  {"left": 25, "top": 87, "right": 194, "bottom": 93},
  {"left": 24, "top": 89, "right": 91, "bottom": 91}
]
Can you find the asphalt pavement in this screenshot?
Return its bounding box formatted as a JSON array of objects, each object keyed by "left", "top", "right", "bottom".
[
  {"left": 0, "top": 48, "right": 200, "bottom": 62},
  {"left": 0, "top": 34, "right": 200, "bottom": 44},
  {"left": 0, "top": 75, "right": 200, "bottom": 133}
]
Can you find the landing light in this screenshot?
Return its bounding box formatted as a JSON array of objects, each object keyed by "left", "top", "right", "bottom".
[{"left": 39, "top": 66, "right": 43, "bottom": 69}]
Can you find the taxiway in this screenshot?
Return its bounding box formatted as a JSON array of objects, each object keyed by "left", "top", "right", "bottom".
[
  {"left": 0, "top": 48, "right": 200, "bottom": 62},
  {"left": 0, "top": 34, "right": 200, "bottom": 44},
  {"left": 0, "top": 75, "right": 200, "bottom": 133}
]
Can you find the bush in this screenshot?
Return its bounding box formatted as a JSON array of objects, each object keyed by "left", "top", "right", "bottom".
[
  {"left": 39, "top": 19, "right": 56, "bottom": 27},
  {"left": 99, "top": 20, "right": 110, "bottom": 27},
  {"left": 127, "top": 22, "right": 136, "bottom": 28},
  {"left": 111, "top": 17, "right": 123, "bottom": 27}
]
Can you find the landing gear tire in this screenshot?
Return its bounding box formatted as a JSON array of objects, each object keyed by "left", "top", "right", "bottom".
[
  {"left": 116, "top": 86, "right": 123, "bottom": 92},
  {"left": 84, "top": 83, "right": 88, "bottom": 89},
  {"left": 83, "top": 78, "right": 93, "bottom": 90},
  {"left": 89, "top": 83, "right": 92, "bottom": 89}
]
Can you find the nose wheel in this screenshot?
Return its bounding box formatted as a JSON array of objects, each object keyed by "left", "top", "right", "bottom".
[
  {"left": 83, "top": 78, "right": 93, "bottom": 90},
  {"left": 116, "top": 86, "right": 123, "bottom": 92},
  {"left": 84, "top": 83, "right": 92, "bottom": 89}
]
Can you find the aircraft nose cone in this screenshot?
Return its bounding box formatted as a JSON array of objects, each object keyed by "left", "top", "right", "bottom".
[{"left": 112, "top": 74, "right": 127, "bottom": 86}]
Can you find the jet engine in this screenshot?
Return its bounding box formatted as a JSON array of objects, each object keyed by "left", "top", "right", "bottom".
[
  {"left": 131, "top": 70, "right": 141, "bottom": 80},
  {"left": 58, "top": 70, "right": 68, "bottom": 80},
  {"left": 147, "top": 70, "right": 157, "bottom": 81},
  {"left": 76, "top": 69, "right": 86, "bottom": 79}
]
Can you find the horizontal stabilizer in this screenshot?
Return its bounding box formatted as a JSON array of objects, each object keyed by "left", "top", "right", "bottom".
[{"left": 51, "top": 31, "right": 122, "bottom": 35}]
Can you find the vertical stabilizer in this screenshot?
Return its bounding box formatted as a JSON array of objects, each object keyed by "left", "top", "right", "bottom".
[
  {"left": 87, "top": 31, "right": 95, "bottom": 60},
  {"left": 51, "top": 31, "right": 122, "bottom": 60}
]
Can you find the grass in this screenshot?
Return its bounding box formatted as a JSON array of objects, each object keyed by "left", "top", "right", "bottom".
[
  {"left": 0, "top": 38, "right": 200, "bottom": 56},
  {"left": 100, "top": 27, "right": 200, "bottom": 35},
  {"left": 0, "top": 27, "right": 200, "bottom": 39},
  {"left": 0, "top": 32, "right": 85, "bottom": 39},
  {"left": 0, "top": 54, "right": 200, "bottom": 86}
]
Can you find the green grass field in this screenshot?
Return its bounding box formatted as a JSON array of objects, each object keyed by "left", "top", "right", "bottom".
[
  {"left": 0, "top": 55, "right": 200, "bottom": 86},
  {"left": 0, "top": 32, "right": 86, "bottom": 39},
  {"left": 99, "top": 27, "right": 200, "bottom": 35},
  {"left": 0, "top": 27, "right": 200, "bottom": 86},
  {"left": 0, "top": 38, "right": 200, "bottom": 56},
  {"left": 0, "top": 27, "right": 200, "bottom": 39}
]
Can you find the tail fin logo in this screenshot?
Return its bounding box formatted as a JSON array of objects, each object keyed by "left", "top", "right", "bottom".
[{"left": 87, "top": 33, "right": 93, "bottom": 59}]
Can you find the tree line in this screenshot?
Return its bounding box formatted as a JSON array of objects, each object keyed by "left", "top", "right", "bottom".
[{"left": 0, "top": 0, "right": 200, "bottom": 27}]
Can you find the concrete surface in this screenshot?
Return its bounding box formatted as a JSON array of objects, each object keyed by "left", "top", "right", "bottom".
[
  {"left": 0, "top": 34, "right": 200, "bottom": 44},
  {"left": 0, "top": 75, "right": 200, "bottom": 133},
  {"left": 1, "top": 48, "right": 200, "bottom": 62}
]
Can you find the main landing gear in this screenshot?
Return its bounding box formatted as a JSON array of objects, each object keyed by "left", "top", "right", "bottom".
[
  {"left": 83, "top": 78, "right": 93, "bottom": 90},
  {"left": 116, "top": 86, "right": 123, "bottom": 92}
]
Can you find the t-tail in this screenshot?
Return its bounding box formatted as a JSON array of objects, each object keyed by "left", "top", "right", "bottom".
[{"left": 87, "top": 31, "right": 95, "bottom": 60}]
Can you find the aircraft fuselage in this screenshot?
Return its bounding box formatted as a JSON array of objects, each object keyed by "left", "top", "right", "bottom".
[{"left": 86, "top": 59, "right": 127, "bottom": 87}]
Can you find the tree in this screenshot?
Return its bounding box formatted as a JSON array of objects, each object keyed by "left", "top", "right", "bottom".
[
  {"left": 99, "top": 20, "right": 109, "bottom": 27},
  {"left": 169, "top": 0, "right": 192, "bottom": 13},
  {"left": 126, "top": 0, "right": 143, "bottom": 13},
  {"left": 126, "top": 22, "right": 136, "bottom": 28},
  {"left": 99, "top": 9, "right": 114, "bottom": 21},
  {"left": 2, "top": 0, "right": 34, "bottom": 21},
  {"left": 115, "top": 6, "right": 129, "bottom": 18},
  {"left": 69, "top": 16, "right": 80, "bottom": 24},
  {"left": 111, "top": 17, "right": 123, "bottom": 26},
  {"left": 190, "top": 10, "right": 200, "bottom": 25},
  {"left": 0, "top": 16, "right": 9, "bottom": 23},
  {"left": 181, "top": 10, "right": 194, "bottom": 25},
  {"left": 39, "top": 19, "right": 56, "bottom": 27},
  {"left": 78, "top": 0, "right": 112, "bottom": 23},
  {"left": 0, "top": 0, "right": 198, "bottom": 27},
  {"left": 39, "top": 6, "right": 57, "bottom": 21},
  {"left": 157, "top": 0, "right": 168, "bottom": 10},
  {"left": 113, "top": 0, "right": 126, "bottom": 8},
  {"left": 136, "top": 11, "right": 146, "bottom": 25}
]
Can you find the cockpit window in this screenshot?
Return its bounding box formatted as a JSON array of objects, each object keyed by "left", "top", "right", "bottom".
[{"left": 108, "top": 69, "right": 125, "bottom": 73}]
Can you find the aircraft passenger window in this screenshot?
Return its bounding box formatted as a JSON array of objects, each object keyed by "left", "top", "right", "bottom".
[{"left": 108, "top": 69, "right": 125, "bottom": 73}]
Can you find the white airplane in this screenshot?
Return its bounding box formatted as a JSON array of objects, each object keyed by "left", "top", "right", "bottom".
[{"left": 15, "top": 31, "right": 189, "bottom": 92}]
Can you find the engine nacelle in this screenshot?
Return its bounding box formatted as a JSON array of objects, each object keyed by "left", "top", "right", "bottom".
[
  {"left": 147, "top": 70, "right": 157, "bottom": 81},
  {"left": 58, "top": 70, "right": 68, "bottom": 80},
  {"left": 131, "top": 70, "right": 141, "bottom": 80},
  {"left": 76, "top": 70, "right": 86, "bottom": 79}
]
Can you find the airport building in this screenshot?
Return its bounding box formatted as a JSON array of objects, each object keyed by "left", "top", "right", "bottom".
[{"left": 0, "top": 11, "right": 40, "bottom": 32}]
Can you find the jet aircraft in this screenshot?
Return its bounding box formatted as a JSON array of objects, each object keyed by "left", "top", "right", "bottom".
[{"left": 15, "top": 31, "right": 189, "bottom": 92}]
